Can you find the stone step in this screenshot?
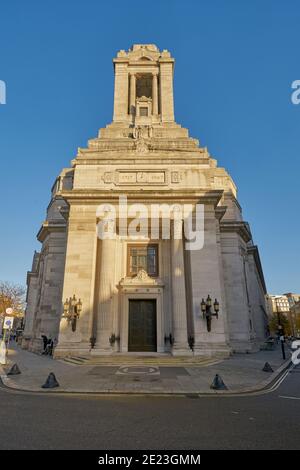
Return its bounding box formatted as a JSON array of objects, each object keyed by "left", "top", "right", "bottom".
[{"left": 60, "top": 356, "right": 220, "bottom": 367}]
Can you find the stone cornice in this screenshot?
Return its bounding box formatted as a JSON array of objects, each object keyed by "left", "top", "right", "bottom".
[
  {"left": 26, "top": 270, "right": 38, "bottom": 284},
  {"left": 37, "top": 221, "right": 67, "bottom": 243},
  {"left": 220, "top": 221, "right": 252, "bottom": 243},
  {"left": 113, "top": 57, "right": 129, "bottom": 65},
  {"left": 215, "top": 206, "right": 227, "bottom": 221},
  {"left": 58, "top": 204, "right": 70, "bottom": 221},
  {"left": 60, "top": 189, "right": 224, "bottom": 207},
  {"left": 158, "top": 57, "right": 174, "bottom": 64},
  {"left": 72, "top": 156, "right": 211, "bottom": 167},
  {"left": 223, "top": 191, "right": 241, "bottom": 212},
  {"left": 79, "top": 146, "right": 205, "bottom": 156}
]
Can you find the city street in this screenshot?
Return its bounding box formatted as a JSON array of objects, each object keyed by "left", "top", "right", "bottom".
[{"left": 0, "top": 365, "right": 299, "bottom": 450}]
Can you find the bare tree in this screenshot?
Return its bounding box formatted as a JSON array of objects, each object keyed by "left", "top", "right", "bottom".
[{"left": 0, "top": 281, "right": 26, "bottom": 317}]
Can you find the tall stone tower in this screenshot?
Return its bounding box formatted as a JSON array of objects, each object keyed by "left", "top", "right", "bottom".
[
  {"left": 23, "top": 45, "right": 268, "bottom": 358},
  {"left": 113, "top": 44, "right": 174, "bottom": 123}
]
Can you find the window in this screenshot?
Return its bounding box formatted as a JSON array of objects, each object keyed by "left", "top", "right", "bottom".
[
  {"left": 140, "top": 107, "right": 148, "bottom": 117},
  {"left": 127, "top": 244, "right": 158, "bottom": 277},
  {"left": 136, "top": 75, "right": 152, "bottom": 98}
]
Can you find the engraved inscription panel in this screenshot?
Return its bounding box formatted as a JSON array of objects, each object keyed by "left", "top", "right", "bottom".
[
  {"left": 148, "top": 172, "right": 165, "bottom": 183},
  {"left": 117, "top": 171, "right": 165, "bottom": 185},
  {"left": 118, "top": 172, "right": 137, "bottom": 183}
]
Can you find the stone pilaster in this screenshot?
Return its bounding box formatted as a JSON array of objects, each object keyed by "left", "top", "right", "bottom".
[
  {"left": 159, "top": 60, "right": 174, "bottom": 122},
  {"left": 171, "top": 218, "right": 191, "bottom": 355},
  {"left": 220, "top": 225, "right": 257, "bottom": 353},
  {"left": 113, "top": 61, "right": 129, "bottom": 122},
  {"left": 54, "top": 205, "right": 98, "bottom": 357},
  {"left": 189, "top": 205, "right": 230, "bottom": 357}
]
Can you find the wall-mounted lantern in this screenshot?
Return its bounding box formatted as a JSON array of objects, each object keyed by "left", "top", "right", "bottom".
[
  {"left": 201, "top": 295, "right": 220, "bottom": 332},
  {"left": 63, "top": 295, "right": 82, "bottom": 332}
]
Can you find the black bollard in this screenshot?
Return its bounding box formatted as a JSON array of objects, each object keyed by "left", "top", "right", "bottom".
[
  {"left": 262, "top": 362, "right": 273, "bottom": 372},
  {"left": 7, "top": 363, "right": 21, "bottom": 375},
  {"left": 210, "top": 374, "right": 228, "bottom": 390},
  {"left": 42, "top": 372, "right": 59, "bottom": 389}
]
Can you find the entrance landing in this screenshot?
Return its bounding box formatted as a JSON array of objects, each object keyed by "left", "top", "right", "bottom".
[{"left": 0, "top": 343, "right": 291, "bottom": 395}]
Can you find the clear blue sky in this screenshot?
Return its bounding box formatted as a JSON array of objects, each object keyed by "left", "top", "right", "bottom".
[{"left": 0, "top": 0, "right": 299, "bottom": 294}]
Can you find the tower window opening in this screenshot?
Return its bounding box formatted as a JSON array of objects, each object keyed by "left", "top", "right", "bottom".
[{"left": 136, "top": 74, "right": 152, "bottom": 99}]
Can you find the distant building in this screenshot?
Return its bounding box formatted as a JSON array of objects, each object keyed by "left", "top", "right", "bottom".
[
  {"left": 265, "top": 295, "right": 290, "bottom": 316},
  {"left": 266, "top": 293, "right": 300, "bottom": 336},
  {"left": 284, "top": 293, "right": 300, "bottom": 308},
  {"left": 290, "top": 300, "right": 300, "bottom": 338}
]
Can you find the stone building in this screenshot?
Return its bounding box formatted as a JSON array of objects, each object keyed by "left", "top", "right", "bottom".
[
  {"left": 265, "top": 294, "right": 290, "bottom": 319},
  {"left": 290, "top": 301, "right": 300, "bottom": 338},
  {"left": 23, "top": 44, "right": 268, "bottom": 357},
  {"left": 266, "top": 293, "right": 300, "bottom": 337}
]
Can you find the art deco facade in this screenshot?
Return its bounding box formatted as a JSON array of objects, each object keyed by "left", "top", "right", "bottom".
[{"left": 23, "top": 44, "right": 268, "bottom": 357}]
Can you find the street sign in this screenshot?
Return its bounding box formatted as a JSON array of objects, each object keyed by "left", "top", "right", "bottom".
[
  {"left": 5, "top": 308, "right": 13, "bottom": 315},
  {"left": 3, "top": 316, "right": 14, "bottom": 330}
]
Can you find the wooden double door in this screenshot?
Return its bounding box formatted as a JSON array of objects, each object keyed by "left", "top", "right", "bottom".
[{"left": 128, "top": 299, "right": 157, "bottom": 352}]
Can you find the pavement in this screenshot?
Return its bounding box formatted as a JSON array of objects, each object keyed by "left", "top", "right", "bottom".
[{"left": 0, "top": 342, "right": 292, "bottom": 395}]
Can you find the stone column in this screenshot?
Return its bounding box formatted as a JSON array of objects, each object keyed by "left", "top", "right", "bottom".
[
  {"left": 152, "top": 72, "right": 158, "bottom": 115},
  {"left": 94, "top": 237, "right": 116, "bottom": 352},
  {"left": 171, "top": 218, "right": 191, "bottom": 355},
  {"left": 129, "top": 73, "right": 136, "bottom": 115}
]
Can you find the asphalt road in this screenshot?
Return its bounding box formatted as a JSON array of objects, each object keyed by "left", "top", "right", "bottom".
[{"left": 0, "top": 365, "right": 299, "bottom": 450}]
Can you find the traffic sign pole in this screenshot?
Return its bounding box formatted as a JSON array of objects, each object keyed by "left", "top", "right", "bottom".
[
  {"left": 6, "top": 329, "right": 10, "bottom": 355},
  {"left": 0, "top": 308, "right": 14, "bottom": 365},
  {"left": 0, "top": 333, "right": 7, "bottom": 365}
]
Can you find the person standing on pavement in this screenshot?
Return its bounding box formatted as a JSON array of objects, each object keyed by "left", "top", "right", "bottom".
[{"left": 41, "top": 334, "right": 48, "bottom": 354}]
